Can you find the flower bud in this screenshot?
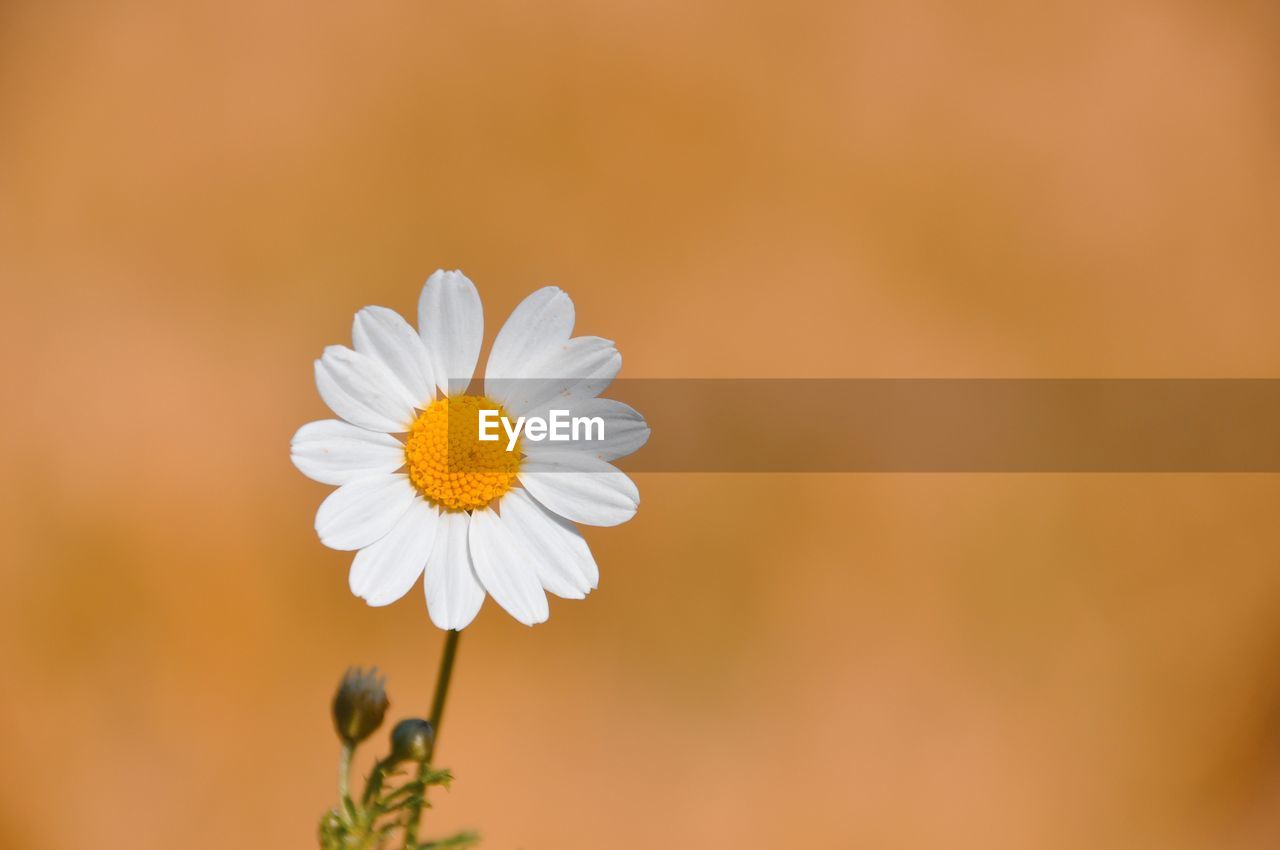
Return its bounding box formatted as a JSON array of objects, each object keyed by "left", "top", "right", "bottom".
[
  {"left": 390, "top": 718, "right": 435, "bottom": 763},
  {"left": 332, "top": 667, "right": 389, "bottom": 746}
]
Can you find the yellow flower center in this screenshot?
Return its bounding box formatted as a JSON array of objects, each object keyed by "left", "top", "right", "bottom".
[{"left": 403, "top": 395, "right": 520, "bottom": 511}]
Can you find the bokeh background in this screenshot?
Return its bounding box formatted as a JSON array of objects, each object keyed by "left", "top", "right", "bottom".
[{"left": 3, "top": 1, "right": 1280, "bottom": 848}]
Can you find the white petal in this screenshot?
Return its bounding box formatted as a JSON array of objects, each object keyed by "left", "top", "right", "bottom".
[
  {"left": 501, "top": 488, "right": 597, "bottom": 595},
  {"left": 353, "top": 306, "right": 436, "bottom": 407},
  {"left": 483, "top": 286, "right": 575, "bottom": 402},
  {"left": 467, "top": 508, "right": 549, "bottom": 626},
  {"left": 349, "top": 498, "right": 438, "bottom": 606},
  {"left": 315, "top": 345, "right": 418, "bottom": 432},
  {"left": 423, "top": 511, "right": 486, "bottom": 630},
  {"left": 315, "top": 474, "right": 416, "bottom": 551},
  {"left": 418, "top": 270, "right": 483, "bottom": 395},
  {"left": 521, "top": 398, "right": 650, "bottom": 463},
  {"left": 290, "top": 419, "right": 406, "bottom": 485},
  {"left": 497, "top": 336, "right": 621, "bottom": 416},
  {"left": 518, "top": 451, "right": 639, "bottom": 527}
]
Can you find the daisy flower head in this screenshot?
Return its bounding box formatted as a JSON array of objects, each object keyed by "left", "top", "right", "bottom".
[{"left": 291, "top": 271, "right": 649, "bottom": 629}]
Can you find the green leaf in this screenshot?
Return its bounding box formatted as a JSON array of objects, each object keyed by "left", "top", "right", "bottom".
[
  {"left": 422, "top": 768, "right": 455, "bottom": 789},
  {"left": 417, "top": 830, "right": 480, "bottom": 849}
]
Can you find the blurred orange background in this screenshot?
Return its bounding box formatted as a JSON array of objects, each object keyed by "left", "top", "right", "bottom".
[{"left": 3, "top": 2, "right": 1280, "bottom": 848}]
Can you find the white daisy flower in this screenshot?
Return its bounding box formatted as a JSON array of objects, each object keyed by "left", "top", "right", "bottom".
[{"left": 291, "top": 270, "right": 649, "bottom": 629}]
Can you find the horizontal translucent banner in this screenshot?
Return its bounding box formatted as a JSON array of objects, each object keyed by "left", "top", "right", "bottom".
[{"left": 447, "top": 380, "right": 1280, "bottom": 472}]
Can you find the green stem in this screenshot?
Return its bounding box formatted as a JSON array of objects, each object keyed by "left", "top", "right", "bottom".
[
  {"left": 337, "top": 741, "right": 354, "bottom": 822},
  {"left": 403, "top": 629, "right": 463, "bottom": 848},
  {"left": 361, "top": 756, "right": 395, "bottom": 808},
  {"left": 427, "top": 629, "right": 462, "bottom": 754}
]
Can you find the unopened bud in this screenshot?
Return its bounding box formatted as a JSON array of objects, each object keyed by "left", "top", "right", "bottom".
[
  {"left": 332, "top": 667, "right": 389, "bottom": 746},
  {"left": 390, "top": 718, "right": 435, "bottom": 763}
]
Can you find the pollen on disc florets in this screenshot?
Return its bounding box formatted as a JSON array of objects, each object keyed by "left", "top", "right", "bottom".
[{"left": 404, "top": 395, "right": 520, "bottom": 511}]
